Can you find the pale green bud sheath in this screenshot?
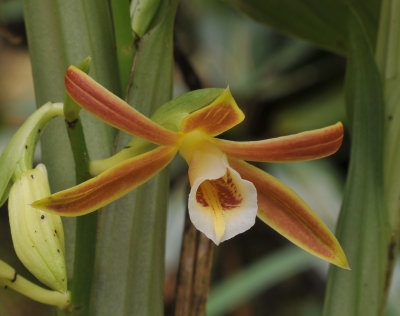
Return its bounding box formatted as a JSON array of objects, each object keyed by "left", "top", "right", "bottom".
[
  {"left": 0, "top": 259, "right": 70, "bottom": 309},
  {"left": 8, "top": 164, "right": 67, "bottom": 293},
  {"left": 0, "top": 102, "right": 64, "bottom": 205},
  {"left": 130, "top": 0, "right": 161, "bottom": 38}
]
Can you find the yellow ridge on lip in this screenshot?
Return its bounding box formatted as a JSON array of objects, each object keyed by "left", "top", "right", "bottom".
[{"left": 198, "top": 181, "right": 226, "bottom": 242}]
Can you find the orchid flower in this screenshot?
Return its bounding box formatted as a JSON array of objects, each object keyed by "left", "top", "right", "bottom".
[{"left": 34, "top": 66, "right": 348, "bottom": 268}]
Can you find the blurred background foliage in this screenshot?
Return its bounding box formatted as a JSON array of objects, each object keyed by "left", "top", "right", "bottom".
[{"left": 0, "top": 0, "right": 396, "bottom": 315}]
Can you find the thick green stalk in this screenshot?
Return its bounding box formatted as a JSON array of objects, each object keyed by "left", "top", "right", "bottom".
[
  {"left": 22, "top": 1, "right": 119, "bottom": 315},
  {"left": 375, "top": 0, "right": 400, "bottom": 311},
  {"left": 323, "top": 9, "right": 386, "bottom": 316},
  {"left": 65, "top": 118, "right": 96, "bottom": 314}
]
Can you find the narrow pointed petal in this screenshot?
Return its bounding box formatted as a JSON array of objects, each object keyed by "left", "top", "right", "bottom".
[
  {"left": 65, "top": 66, "right": 179, "bottom": 145},
  {"left": 33, "top": 146, "right": 177, "bottom": 216},
  {"left": 214, "top": 122, "right": 344, "bottom": 162},
  {"left": 229, "top": 158, "right": 349, "bottom": 268},
  {"left": 180, "top": 88, "right": 245, "bottom": 136},
  {"left": 188, "top": 149, "right": 257, "bottom": 245}
]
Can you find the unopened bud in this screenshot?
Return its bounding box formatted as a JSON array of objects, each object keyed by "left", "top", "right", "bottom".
[
  {"left": 130, "top": 0, "right": 161, "bottom": 38},
  {"left": 8, "top": 164, "right": 67, "bottom": 292}
]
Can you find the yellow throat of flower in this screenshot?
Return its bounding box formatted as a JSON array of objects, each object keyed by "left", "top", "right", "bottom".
[{"left": 178, "top": 130, "right": 215, "bottom": 163}]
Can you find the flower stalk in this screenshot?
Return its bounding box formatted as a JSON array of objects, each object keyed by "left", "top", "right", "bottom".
[
  {"left": 174, "top": 213, "right": 215, "bottom": 316},
  {"left": 63, "top": 59, "right": 98, "bottom": 313},
  {"left": 0, "top": 260, "right": 70, "bottom": 309}
]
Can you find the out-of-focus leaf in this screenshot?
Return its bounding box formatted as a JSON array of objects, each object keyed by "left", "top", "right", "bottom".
[
  {"left": 323, "top": 10, "right": 386, "bottom": 316},
  {"left": 206, "top": 247, "right": 316, "bottom": 316},
  {"left": 346, "top": 0, "right": 381, "bottom": 47},
  {"left": 224, "top": 0, "right": 381, "bottom": 55},
  {"left": 223, "top": 0, "right": 348, "bottom": 55},
  {"left": 271, "top": 83, "right": 346, "bottom": 134}
]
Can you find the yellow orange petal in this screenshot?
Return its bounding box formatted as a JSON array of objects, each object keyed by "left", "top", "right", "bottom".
[
  {"left": 33, "top": 146, "right": 177, "bottom": 216},
  {"left": 229, "top": 158, "right": 349, "bottom": 268},
  {"left": 214, "top": 122, "right": 344, "bottom": 162},
  {"left": 65, "top": 66, "right": 179, "bottom": 145},
  {"left": 180, "top": 88, "right": 245, "bottom": 136}
]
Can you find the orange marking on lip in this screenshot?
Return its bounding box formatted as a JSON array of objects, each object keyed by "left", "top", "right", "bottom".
[{"left": 196, "top": 170, "right": 243, "bottom": 211}]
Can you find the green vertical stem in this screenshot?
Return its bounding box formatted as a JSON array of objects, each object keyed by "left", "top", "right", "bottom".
[
  {"left": 375, "top": 0, "right": 400, "bottom": 312},
  {"left": 64, "top": 118, "right": 96, "bottom": 314}
]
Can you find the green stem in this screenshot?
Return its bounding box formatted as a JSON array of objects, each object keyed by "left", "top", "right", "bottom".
[{"left": 65, "top": 118, "right": 97, "bottom": 314}]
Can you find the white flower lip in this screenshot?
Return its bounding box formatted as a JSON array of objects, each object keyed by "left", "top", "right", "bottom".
[{"left": 187, "top": 149, "right": 258, "bottom": 245}]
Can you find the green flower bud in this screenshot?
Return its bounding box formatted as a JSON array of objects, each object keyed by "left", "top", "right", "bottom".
[
  {"left": 8, "top": 164, "right": 67, "bottom": 292},
  {"left": 130, "top": 0, "right": 161, "bottom": 38}
]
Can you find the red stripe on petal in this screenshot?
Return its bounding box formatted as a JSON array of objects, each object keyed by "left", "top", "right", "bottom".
[
  {"left": 229, "top": 159, "right": 349, "bottom": 268},
  {"left": 65, "top": 66, "right": 179, "bottom": 145},
  {"left": 215, "top": 122, "right": 344, "bottom": 162},
  {"left": 33, "top": 146, "right": 177, "bottom": 216},
  {"left": 180, "top": 88, "right": 244, "bottom": 136}
]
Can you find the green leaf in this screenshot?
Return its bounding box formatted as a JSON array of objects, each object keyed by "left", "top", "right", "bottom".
[
  {"left": 223, "top": 0, "right": 348, "bottom": 55},
  {"left": 22, "top": 1, "right": 120, "bottom": 315},
  {"left": 346, "top": 0, "right": 381, "bottom": 47},
  {"left": 323, "top": 10, "right": 387, "bottom": 316},
  {"left": 206, "top": 247, "right": 316, "bottom": 316},
  {"left": 90, "top": 1, "right": 179, "bottom": 315},
  {"left": 224, "top": 0, "right": 381, "bottom": 55}
]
